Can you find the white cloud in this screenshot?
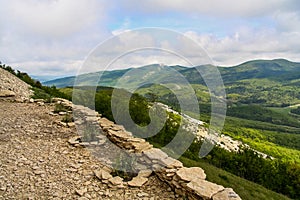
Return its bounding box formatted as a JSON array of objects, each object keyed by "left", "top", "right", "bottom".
[
  {"left": 3, "top": 0, "right": 103, "bottom": 38},
  {"left": 0, "top": 0, "right": 111, "bottom": 76},
  {"left": 10, "top": 59, "right": 83, "bottom": 76},
  {"left": 1, "top": 0, "right": 300, "bottom": 78},
  {"left": 184, "top": 27, "right": 300, "bottom": 66},
  {"left": 118, "top": 0, "right": 291, "bottom": 17},
  {"left": 274, "top": 11, "right": 300, "bottom": 32}
]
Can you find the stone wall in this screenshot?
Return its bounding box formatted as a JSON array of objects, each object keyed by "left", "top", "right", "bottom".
[{"left": 54, "top": 98, "right": 241, "bottom": 200}]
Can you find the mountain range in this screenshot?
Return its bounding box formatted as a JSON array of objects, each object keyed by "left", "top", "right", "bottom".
[
  {"left": 44, "top": 59, "right": 300, "bottom": 107},
  {"left": 44, "top": 59, "right": 300, "bottom": 86}
]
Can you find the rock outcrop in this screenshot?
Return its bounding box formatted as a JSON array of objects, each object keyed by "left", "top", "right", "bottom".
[{"left": 0, "top": 68, "right": 33, "bottom": 100}]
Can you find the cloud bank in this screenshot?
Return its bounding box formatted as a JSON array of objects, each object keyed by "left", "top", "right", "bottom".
[{"left": 0, "top": 0, "right": 299, "bottom": 77}]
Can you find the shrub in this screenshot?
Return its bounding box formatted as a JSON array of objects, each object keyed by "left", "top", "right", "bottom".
[
  {"left": 54, "top": 104, "right": 68, "bottom": 113},
  {"left": 61, "top": 114, "right": 73, "bottom": 123}
]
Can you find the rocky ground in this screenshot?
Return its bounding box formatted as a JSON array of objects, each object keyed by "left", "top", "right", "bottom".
[
  {"left": 0, "top": 101, "right": 182, "bottom": 200},
  {"left": 0, "top": 68, "right": 33, "bottom": 100}
]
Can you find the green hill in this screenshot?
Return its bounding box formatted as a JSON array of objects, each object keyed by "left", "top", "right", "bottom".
[
  {"left": 45, "top": 59, "right": 300, "bottom": 195},
  {"left": 2, "top": 61, "right": 299, "bottom": 199},
  {"left": 44, "top": 59, "right": 300, "bottom": 106}
]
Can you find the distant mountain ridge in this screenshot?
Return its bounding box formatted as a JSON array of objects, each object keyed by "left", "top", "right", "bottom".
[{"left": 44, "top": 59, "right": 300, "bottom": 88}]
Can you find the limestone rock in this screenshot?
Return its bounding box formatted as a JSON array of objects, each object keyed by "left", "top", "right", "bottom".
[
  {"left": 0, "top": 90, "right": 16, "bottom": 97},
  {"left": 78, "top": 197, "right": 89, "bottom": 200},
  {"left": 94, "top": 169, "right": 113, "bottom": 180},
  {"left": 128, "top": 176, "right": 148, "bottom": 187},
  {"left": 99, "top": 117, "right": 114, "bottom": 127},
  {"left": 108, "top": 176, "right": 123, "bottom": 186},
  {"left": 131, "top": 142, "right": 153, "bottom": 152},
  {"left": 0, "top": 68, "right": 33, "bottom": 99},
  {"left": 68, "top": 136, "right": 81, "bottom": 145},
  {"left": 160, "top": 157, "right": 183, "bottom": 168},
  {"left": 176, "top": 167, "right": 206, "bottom": 182},
  {"left": 85, "top": 116, "right": 99, "bottom": 123},
  {"left": 213, "top": 188, "right": 241, "bottom": 200},
  {"left": 59, "top": 111, "right": 67, "bottom": 115},
  {"left": 1, "top": 100, "right": 238, "bottom": 199},
  {"left": 76, "top": 188, "right": 87, "bottom": 196},
  {"left": 37, "top": 101, "right": 44, "bottom": 106},
  {"left": 143, "top": 148, "right": 168, "bottom": 161},
  {"left": 108, "top": 130, "right": 132, "bottom": 139},
  {"left": 138, "top": 169, "right": 152, "bottom": 178},
  {"left": 186, "top": 179, "right": 224, "bottom": 199},
  {"left": 67, "top": 122, "right": 75, "bottom": 127}
]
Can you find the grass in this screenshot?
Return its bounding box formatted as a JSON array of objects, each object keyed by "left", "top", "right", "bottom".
[
  {"left": 224, "top": 116, "right": 300, "bottom": 134},
  {"left": 240, "top": 138, "right": 300, "bottom": 163},
  {"left": 59, "top": 87, "right": 73, "bottom": 97},
  {"left": 59, "top": 86, "right": 298, "bottom": 198},
  {"left": 267, "top": 106, "right": 293, "bottom": 115},
  {"left": 179, "top": 156, "right": 291, "bottom": 200}
]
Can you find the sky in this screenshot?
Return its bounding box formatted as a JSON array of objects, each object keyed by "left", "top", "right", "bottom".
[{"left": 1, "top": 0, "right": 300, "bottom": 79}]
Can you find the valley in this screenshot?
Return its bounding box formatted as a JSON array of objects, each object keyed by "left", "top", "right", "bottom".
[
  {"left": 45, "top": 59, "right": 300, "bottom": 162},
  {"left": 2, "top": 59, "right": 300, "bottom": 199}
]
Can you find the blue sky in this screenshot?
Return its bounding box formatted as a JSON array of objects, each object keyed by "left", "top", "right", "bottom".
[{"left": 0, "top": 0, "right": 300, "bottom": 78}]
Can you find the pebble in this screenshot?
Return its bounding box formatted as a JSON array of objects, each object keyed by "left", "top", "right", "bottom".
[{"left": 0, "top": 101, "right": 184, "bottom": 199}]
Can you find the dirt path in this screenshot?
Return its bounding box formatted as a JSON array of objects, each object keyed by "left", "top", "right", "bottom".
[{"left": 0, "top": 101, "right": 179, "bottom": 199}]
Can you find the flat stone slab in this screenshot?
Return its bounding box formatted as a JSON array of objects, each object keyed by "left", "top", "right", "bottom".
[
  {"left": 160, "top": 156, "right": 183, "bottom": 168},
  {"left": 94, "top": 169, "right": 113, "bottom": 180},
  {"left": 68, "top": 136, "right": 81, "bottom": 145},
  {"left": 143, "top": 148, "right": 168, "bottom": 161},
  {"left": 131, "top": 142, "right": 153, "bottom": 152},
  {"left": 187, "top": 179, "right": 224, "bottom": 200},
  {"left": 0, "top": 90, "right": 16, "bottom": 97},
  {"left": 108, "top": 130, "right": 132, "bottom": 139},
  {"left": 128, "top": 176, "right": 148, "bottom": 187},
  {"left": 176, "top": 167, "right": 206, "bottom": 182},
  {"left": 127, "top": 138, "right": 146, "bottom": 143},
  {"left": 138, "top": 169, "right": 153, "bottom": 178},
  {"left": 111, "top": 125, "right": 125, "bottom": 131},
  {"left": 213, "top": 188, "right": 242, "bottom": 200},
  {"left": 108, "top": 176, "right": 123, "bottom": 186},
  {"left": 99, "top": 118, "right": 115, "bottom": 126},
  {"left": 76, "top": 188, "right": 87, "bottom": 196},
  {"left": 85, "top": 116, "right": 99, "bottom": 122}
]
